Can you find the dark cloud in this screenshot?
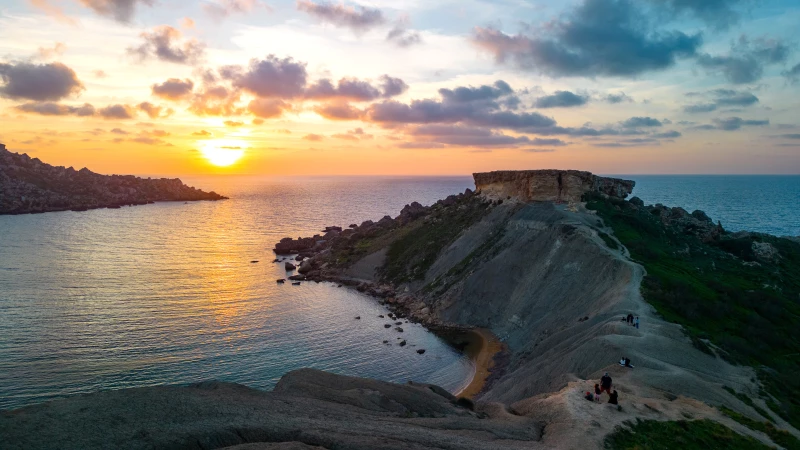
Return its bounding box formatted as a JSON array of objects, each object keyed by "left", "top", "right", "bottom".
[
  {"left": 604, "top": 92, "right": 634, "bottom": 104},
  {"left": 0, "top": 62, "right": 84, "bottom": 101},
  {"left": 534, "top": 91, "right": 589, "bottom": 108},
  {"left": 137, "top": 102, "right": 173, "bottom": 119},
  {"left": 15, "top": 101, "right": 95, "bottom": 116},
  {"left": 530, "top": 138, "right": 568, "bottom": 146},
  {"left": 593, "top": 138, "right": 660, "bottom": 147},
  {"left": 650, "top": 0, "right": 747, "bottom": 30},
  {"left": 247, "top": 98, "right": 290, "bottom": 118},
  {"left": 77, "top": 0, "right": 154, "bottom": 23},
  {"left": 296, "top": 0, "right": 385, "bottom": 33},
  {"left": 779, "top": 134, "right": 800, "bottom": 139},
  {"left": 438, "top": 80, "right": 513, "bottom": 103},
  {"left": 784, "top": 63, "right": 800, "bottom": 84},
  {"left": 379, "top": 75, "right": 408, "bottom": 97},
  {"left": 621, "top": 116, "right": 662, "bottom": 128},
  {"left": 407, "top": 124, "right": 533, "bottom": 148},
  {"left": 712, "top": 116, "right": 769, "bottom": 131},
  {"left": 127, "top": 26, "right": 206, "bottom": 65},
  {"left": 305, "top": 75, "right": 407, "bottom": 101},
  {"left": 397, "top": 142, "right": 446, "bottom": 149},
  {"left": 98, "top": 104, "right": 135, "bottom": 119},
  {"left": 472, "top": 0, "right": 702, "bottom": 78},
  {"left": 652, "top": 130, "right": 682, "bottom": 138},
  {"left": 232, "top": 55, "right": 307, "bottom": 98},
  {"left": 313, "top": 101, "right": 363, "bottom": 120},
  {"left": 697, "top": 36, "right": 790, "bottom": 84},
  {"left": 684, "top": 88, "right": 760, "bottom": 113},
  {"left": 110, "top": 128, "right": 128, "bottom": 135},
  {"left": 151, "top": 78, "right": 194, "bottom": 100},
  {"left": 303, "top": 133, "right": 324, "bottom": 141}
]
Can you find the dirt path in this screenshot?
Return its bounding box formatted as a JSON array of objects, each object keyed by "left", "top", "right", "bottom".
[{"left": 454, "top": 328, "right": 504, "bottom": 399}]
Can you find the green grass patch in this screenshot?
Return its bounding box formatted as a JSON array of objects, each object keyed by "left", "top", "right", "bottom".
[
  {"left": 722, "top": 386, "right": 774, "bottom": 422},
  {"left": 380, "top": 196, "right": 492, "bottom": 284},
  {"left": 586, "top": 194, "right": 800, "bottom": 431},
  {"left": 604, "top": 418, "right": 771, "bottom": 450},
  {"left": 598, "top": 230, "right": 620, "bottom": 250},
  {"left": 720, "top": 406, "right": 800, "bottom": 450}
]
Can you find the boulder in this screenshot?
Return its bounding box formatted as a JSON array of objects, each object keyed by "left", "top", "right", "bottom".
[
  {"left": 417, "top": 349, "right": 426, "bottom": 354},
  {"left": 284, "top": 262, "right": 296, "bottom": 271}
]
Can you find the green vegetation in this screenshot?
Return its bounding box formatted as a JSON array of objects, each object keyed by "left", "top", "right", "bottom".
[
  {"left": 720, "top": 406, "right": 800, "bottom": 450},
  {"left": 380, "top": 196, "right": 492, "bottom": 284},
  {"left": 586, "top": 194, "right": 800, "bottom": 431},
  {"left": 604, "top": 419, "right": 771, "bottom": 450},
  {"left": 598, "top": 230, "right": 620, "bottom": 250},
  {"left": 722, "top": 386, "right": 773, "bottom": 422}
]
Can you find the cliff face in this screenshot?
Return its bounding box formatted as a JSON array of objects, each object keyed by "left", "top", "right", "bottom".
[
  {"left": 0, "top": 144, "right": 226, "bottom": 214},
  {"left": 473, "top": 170, "right": 634, "bottom": 203}
]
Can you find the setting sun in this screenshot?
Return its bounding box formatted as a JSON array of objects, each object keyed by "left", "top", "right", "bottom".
[{"left": 199, "top": 140, "right": 246, "bottom": 167}]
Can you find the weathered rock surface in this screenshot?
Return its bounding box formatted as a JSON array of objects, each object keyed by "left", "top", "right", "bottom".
[
  {"left": 473, "top": 170, "right": 634, "bottom": 203},
  {"left": 0, "top": 369, "right": 542, "bottom": 450},
  {"left": 0, "top": 143, "right": 226, "bottom": 214}
]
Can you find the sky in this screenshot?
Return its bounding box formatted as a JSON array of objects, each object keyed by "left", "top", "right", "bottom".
[{"left": 0, "top": 0, "right": 799, "bottom": 176}]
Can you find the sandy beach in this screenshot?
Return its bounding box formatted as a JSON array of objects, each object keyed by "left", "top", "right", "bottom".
[{"left": 454, "top": 328, "right": 504, "bottom": 399}]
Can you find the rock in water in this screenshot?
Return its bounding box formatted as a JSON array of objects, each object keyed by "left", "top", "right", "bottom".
[
  {"left": 417, "top": 349, "right": 426, "bottom": 354},
  {"left": 285, "top": 262, "right": 296, "bottom": 270}
]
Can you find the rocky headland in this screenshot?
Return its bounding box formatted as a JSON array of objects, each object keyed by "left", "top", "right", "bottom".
[
  {"left": 4, "top": 169, "right": 800, "bottom": 450},
  {"left": 0, "top": 143, "right": 226, "bottom": 214}
]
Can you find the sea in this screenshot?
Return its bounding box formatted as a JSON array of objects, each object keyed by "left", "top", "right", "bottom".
[{"left": 0, "top": 174, "right": 798, "bottom": 410}]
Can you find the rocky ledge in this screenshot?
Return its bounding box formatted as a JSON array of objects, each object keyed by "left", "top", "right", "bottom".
[
  {"left": 0, "top": 143, "right": 226, "bottom": 214},
  {"left": 473, "top": 169, "right": 634, "bottom": 203}
]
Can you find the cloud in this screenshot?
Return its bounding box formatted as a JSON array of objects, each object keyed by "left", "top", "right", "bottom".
[
  {"left": 534, "top": 91, "right": 589, "bottom": 108},
  {"left": 130, "top": 136, "right": 167, "bottom": 145},
  {"left": 530, "top": 138, "right": 568, "bottom": 146},
  {"left": 224, "top": 120, "right": 245, "bottom": 127},
  {"left": 313, "top": 101, "right": 363, "bottom": 120},
  {"left": 683, "top": 89, "right": 759, "bottom": 113},
  {"left": 188, "top": 85, "right": 243, "bottom": 116},
  {"left": 151, "top": 78, "right": 194, "bottom": 100},
  {"left": 137, "top": 102, "right": 173, "bottom": 119},
  {"left": 332, "top": 133, "right": 358, "bottom": 141},
  {"left": 652, "top": 130, "right": 682, "bottom": 138},
  {"left": 697, "top": 36, "right": 790, "bottom": 84},
  {"left": 438, "top": 80, "right": 513, "bottom": 103},
  {"left": 0, "top": 62, "right": 84, "bottom": 101},
  {"left": 471, "top": 0, "right": 702, "bottom": 78},
  {"left": 650, "top": 0, "right": 747, "bottom": 30},
  {"left": 779, "top": 134, "right": 800, "bottom": 139},
  {"left": 305, "top": 75, "right": 407, "bottom": 101},
  {"left": 232, "top": 55, "right": 307, "bottom": 98},
  {"left": 407, "top": 124, "right": 533, "bottom": 147},
  {"left": 78, "top": 0, "right": 154, "bottom": 23},
  {"left": 127, "top": 26, "right": 206, "bottom": 65},
  {"left": 386, "top": 17, "right": 421, "bottom": 47},
  {"left": 15, "top": 101, "right": 95, "bottom": 116},
  {"left": 93, "top": 70, "right": 107, "bottom": 78},
  {"left": 603, "top": 92, "right": 634, "bottom": 104},
  {"left": 192, "top": 130, "right": 212, "bottom": 136},
  {"left": 297, "top": 0, "right": 385, "bottom": 33},
  {"left": 621, "top": 116, "right": 662, "bottom": 128},
  {"left": 203, "top": 0, "right": 266, "bottom": 21},
  {"left": 247, "top": 98, "right": 290, "bottom": 118},
  {"left": 784, "top": 63, "right": 800, "bottom": 84},
  {"left": 303, "top": 133, "right": 324, "bottom": 141},
  {"left": 523, "top": 148, "right": 556, "bottom": 153},
  {"left": 712, "top": 116, "right": 769, "bottom": 131},
  {"left": 98, "top": 104, "right": 135, "bottom": 119},
  {"left": 110, "top": 128, "right": 128, "bottom": 135},
  {"left": 37, "top": 42, "right": 66, "bottom": 59},
  {"left": 397, "top": 142, "right": 446, "bottom": 149}
]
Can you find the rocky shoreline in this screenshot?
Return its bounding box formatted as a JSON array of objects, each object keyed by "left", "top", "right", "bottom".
[{"left": 0, "top": 143, "right": 226, "bottom": 214}]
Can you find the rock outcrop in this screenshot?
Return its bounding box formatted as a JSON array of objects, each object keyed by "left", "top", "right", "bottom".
[
  {"left": 0, "top": 143, "right": 226, "bottom": 214},
  {"left": 473, "top": 170, "right": 634, "bottom": 203}
]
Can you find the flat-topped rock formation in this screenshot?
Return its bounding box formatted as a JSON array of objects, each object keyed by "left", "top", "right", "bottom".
[
  {"left": 0, "top": 143, "right": 226, "bottom": 214},
  {"left": 473, "top": 170, "right": 634, "bottom": 203}
]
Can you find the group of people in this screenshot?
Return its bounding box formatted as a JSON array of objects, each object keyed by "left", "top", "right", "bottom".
[
  {"left": 619, "top": 356, "right": 633, "bottom": 368},
  {"left": 585, "top": 372, "right": 618, "bottom": 405},
  {"left": 624, "top": 313, "right": 640, "bottom": 328}
]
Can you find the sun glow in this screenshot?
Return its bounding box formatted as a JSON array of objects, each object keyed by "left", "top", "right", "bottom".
[{"left": 199, "top": 140, "right": 246, "bottom": 167}]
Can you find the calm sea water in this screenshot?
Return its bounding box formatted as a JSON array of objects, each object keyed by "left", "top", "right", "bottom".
[
  {"left": 1, "top": 174, "right": 797, "bottom": 410},
  {"left": 626, "top": 175, "right": 800, "bottom": 237},
  {"left": 0, "top": 176, "right": 475, "bottom": 410}
]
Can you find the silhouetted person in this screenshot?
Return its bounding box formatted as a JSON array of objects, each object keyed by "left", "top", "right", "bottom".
[
  {"left": 626, "top": 313, "right": 633, "bottom": 324},
  {"left": 600, "top": 372, "right": 612, "bottom": 395},
  {"left": 609, "top": 390, "right": 619, "bottom": 405}
]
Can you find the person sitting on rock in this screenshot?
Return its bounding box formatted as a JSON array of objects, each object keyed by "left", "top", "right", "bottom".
[
  {"left": 609, "top": 390, "right": 619, "bottom": 405},
  {"left": 619, "top": 357, "right": 626, "bottom": 366},
  {"left": 624, "top": 357, "right": 632, "bottom": 368},
  {"left": 600, "top": 373, "right": 612, "bottom": 395},
  {"left": 585, "top": 391, "right": 595, "bottom": 402}
]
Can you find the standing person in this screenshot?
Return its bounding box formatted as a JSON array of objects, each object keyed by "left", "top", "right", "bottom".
[
  {"left": 600, "top": 373, "right": 613, "bottom": 395},
  {"left": 626, "top": 313, "right": 633, "bottom": 325},
  {"left": 634, "top": 316, "right": 640, "bottom": 329},
  {"left": 609, "top": 390, "right": 619, "bottom": 405},
  {"left": 594, "top": 384, "right": 602, "bottom": 402}
]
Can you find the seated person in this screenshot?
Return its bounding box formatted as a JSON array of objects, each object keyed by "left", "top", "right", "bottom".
[{"left": 609, "top": 390, "right": 619, "bottom": 405}]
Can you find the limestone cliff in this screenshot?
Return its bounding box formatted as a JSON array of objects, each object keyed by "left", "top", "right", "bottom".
[
  {"left": 473, "top": 170, "right": 634, "bottom": 203},
  {"left": 0, "top": 143, "right": 226, "bottom": 214}
]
